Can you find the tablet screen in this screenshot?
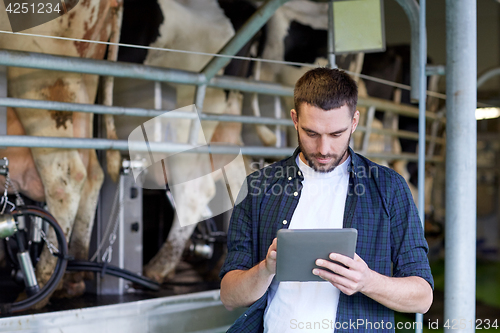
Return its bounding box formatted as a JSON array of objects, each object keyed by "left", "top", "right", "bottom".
[{"left": 276, "top": 228, "right": 358, "bottom": 282}]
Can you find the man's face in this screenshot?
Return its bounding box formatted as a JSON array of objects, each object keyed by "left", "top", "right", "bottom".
[{"left": 291, "top": 103, "right": 359, "bottom": 173}]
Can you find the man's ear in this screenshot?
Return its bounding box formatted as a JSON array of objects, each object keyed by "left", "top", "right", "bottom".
[
  {"left": 291, "top": 109, "right": 298, "bottom": 130},
  {"left": 351, "top": 110, "right": 360, "bottom": 133}
]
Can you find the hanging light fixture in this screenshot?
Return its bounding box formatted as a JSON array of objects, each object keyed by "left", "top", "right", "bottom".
[{"left": 475, "top": 107, "right": 500, "bottom": 120}]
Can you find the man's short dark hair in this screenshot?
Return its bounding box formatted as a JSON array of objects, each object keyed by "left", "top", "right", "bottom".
[{"left": 294, "top": 67, "right": 358, "bottom": 117}]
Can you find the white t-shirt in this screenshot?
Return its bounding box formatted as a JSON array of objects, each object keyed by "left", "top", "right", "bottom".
[{"left": 263, "top": 154, "right": 350, "bottom": 333}]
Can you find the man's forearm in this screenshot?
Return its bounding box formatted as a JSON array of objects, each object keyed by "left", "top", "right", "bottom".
[
  {"left": 363, "top": 273, "right": 433, "bottom": 314},
  {"left": 220, "top": 260, "right": 274, "bottom": 311},
  {"left": 314, "top": 254, "right": 433, "bottom": 313}
]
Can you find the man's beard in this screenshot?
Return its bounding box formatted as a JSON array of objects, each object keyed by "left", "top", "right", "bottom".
[{"left": 297, "top": 131, "right": 351, "bottom": 173}]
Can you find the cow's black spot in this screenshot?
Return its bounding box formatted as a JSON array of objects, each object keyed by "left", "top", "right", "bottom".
[
  {"left": 218, "top": 0, "right": 267, "bottom": 79},
  {"left": 117, "top": 0, "right": 164, "bottom": 64},
  {"left": 284, "top": 20, "right": 327, "bottom": 66}
]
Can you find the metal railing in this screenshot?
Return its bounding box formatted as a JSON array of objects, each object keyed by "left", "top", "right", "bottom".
[{"left": 0, "top": 49, "right": 445, "bottom": 162}]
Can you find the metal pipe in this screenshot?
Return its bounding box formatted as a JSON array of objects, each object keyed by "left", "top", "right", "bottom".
[
  {"left": 203, "top": 112, "right": 293, "bottom": 126},
  {"left": 358, "top": 96, "right": 444, "bottom": 122},
  {"left": 188, "top": 84, "right": 206, "bottom": 145},
  {"left": 361, "top": 152, "right": 442, "bottom": 163},
  {"left": 0, "top": 65, "right": 6, "bottom": 142},
  {"left": 201, "top": 0, "right": 289, "bottom": 80},
  {"left": 0, "top": 94, "right": 443, "bottom": 123},
  {"left": 209, "top": 75, "right": 294, "bottom": 96},
  {"left": 274, "top": 95, "right": 282, "bottom": 148},
  {"left": 416, "top": 4, "right": 428, "bottom": 233},
  {"left": 0, "top": 49, "right": 295, "bottom": 96},
  {"left": 0, "top": 94, "right": 444, "bottom": 124},
  {"left": 0, "top": 96, "right": 445, "bottom": 143},
  {"left": 417, "top": 0, "right": 427, "bottom": 227},
  {"left": 394, "top": 0, "right": 420, "bottom": 101},
  {"left": 0, "top": 118, "right": 442, "bottom": 148},
  {"left": 0, "top": 96, "right": 445, "bottom": 144},
  {"left": 153, "top": 82, "right": 163, "bottom": 142},
  {"left": 0, "top": 134, "right": 443, "bottom": 162},
  {"left": 154, "top": 82, "right": 162, "bottom": 110},
  {"left": 0, "top": 97, "right": 295, "bottom": 126},
  {"left": 0, "top": 214, "right": 17, "bottom": 239},
  {"left": 0, "top": 49, "right": 206, "bottom": 85},
  {"left": 0, "top": 135, "right": 294, "bottom": 155},
  {"left": 477, "top": 67, "right": 500, "bottom": 89},
  {"left": 17, "top": 251, "right": 39, "bottom": 293},
  {"left": 327, "top": 1, "right": 336, "bottom": 69},
  {"left": 427, "top": 117, "right": 442, "bottom": 158},
  {"left": 425, "top": 65, "right": 445, "bottom": 76},
  {"left": 15, "top": 198, "right": 26, "bottom": 230},
  {"left": 415, "top": 0, "right": 427, "bottom": 330},
  {"left": 361, "top": 106, "right": 376, "bottom": 154},
  {"left": 31, "top": 216, "right": 43, "bottom": 243},
  {"left": 445, "top": 0, "right": 477, "bottom": 331},
  {"left": 0, "top": 49, "right": 444, "bottom": 121},
  {"left": 356, "top": 126, "right": 445, "bottom": 145}
]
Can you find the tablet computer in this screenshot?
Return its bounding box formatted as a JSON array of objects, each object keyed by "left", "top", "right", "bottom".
[{"left": 276, "top": 228, "right": 358, "bottom": 282}]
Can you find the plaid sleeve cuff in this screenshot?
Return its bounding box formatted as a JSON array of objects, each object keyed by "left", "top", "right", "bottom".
[
  {"left": 390, "top": 171, "right": 434, "bottom": 290},
  {"left": 393, "top": 262, "right": 435, "bottom": 290},
  {"left": 219, "top": 250, "right": 253, "bottom": 280}
]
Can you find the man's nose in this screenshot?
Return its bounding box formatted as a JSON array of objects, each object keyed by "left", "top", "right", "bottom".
[{"left": 317, "top": 137, "right": 329, "bottom": 156}]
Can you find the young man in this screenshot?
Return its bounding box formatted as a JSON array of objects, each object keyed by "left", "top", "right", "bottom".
[{"left": 219, "top": 68, "right": 433, "bottom": 332}]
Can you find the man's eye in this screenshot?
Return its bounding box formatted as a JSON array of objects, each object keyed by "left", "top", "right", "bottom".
[
  {"left": 307, "top": 132, "right": 318, "bottom": 137},
  {"left": 331, "top": 133, "right": 341, "bottom": 138}
]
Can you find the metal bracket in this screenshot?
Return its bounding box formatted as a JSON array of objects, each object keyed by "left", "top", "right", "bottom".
[{"left": 425, "top": 65, "right": 446, "bottom": 76}]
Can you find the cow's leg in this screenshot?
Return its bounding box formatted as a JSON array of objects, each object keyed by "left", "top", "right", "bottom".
[
  {"left": 250, "top": 63, "right": 277, "bottom": 147},
  {"left": 48, "top": 90, "right": 103, "bottom": 296},
  {"left": 29, "top": 148, "right": 87, "bottom": 309},
  {"left": 9, "top": 70, "right": 91, "bottom": 305},
  {"left": 143, "top": 216, "right": 197, "bottom": 283},
  {"left": 143, "top": 92, "right": 250, "bottom": 283},
  {"left": 69, "top": 149, "right": 103, "bottom": 262},
  {"left": 103, "top": 3, "right": 124, "bottom": 183},
  {"left": 55, "top": 149, "right": 104, "bottom": 297},
  {"left": 144, "top": 172, "right": 216, "bottom": 283}
]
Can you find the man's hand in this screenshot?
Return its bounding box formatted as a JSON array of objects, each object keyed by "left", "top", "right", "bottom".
[
  {"left": 220, "top": 238, "right": 277, "bottom": 310},
  {"left": 312, "top": 252, "right": 433, "bottom": 313},
  {"left": 313, "top": 253, "right": 373, "bottom": 295},
  {"left": 263, "top": 238, "right": 277, "bottom": 275}
]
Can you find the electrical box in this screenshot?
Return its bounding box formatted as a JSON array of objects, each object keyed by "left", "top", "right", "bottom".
[
  {"left": 90, "top": 167, "right": 143, "bottom": 295},
  {"left": 333, "top": 0, "right": 385, "bottom": 54}
]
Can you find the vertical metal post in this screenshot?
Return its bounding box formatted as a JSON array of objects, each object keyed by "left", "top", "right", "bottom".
[
  {"left": 154, "top": 81, "right": 162, "bottom": 111},
  {"left": 415, "top": 0, "right": 427, "bottom": 331},
  {"left": 361, "top": 106, "right": 376, "bottom": 155},
  {"left": 0, "top": 66, "right": 7, "bottom": 148},
  {"left": 274, "top": 96, "right": 282, "bottom": 148},
  {"left": 153, "top": 81, "right": 163, "bottom": 142},
  {"left": 327, "top": 1, "right": 337, "bottom": 69},
  {"left": 394, "top": 0, "right": 420, "bottom": 101},
  {"left": 188, "top": 84, "right": 206, "bottom": 145},
  {"left": 445, "top": 0, "right": 477, "bottom": 331}
]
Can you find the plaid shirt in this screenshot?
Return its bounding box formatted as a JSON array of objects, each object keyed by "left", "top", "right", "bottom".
[{"left": 220, "top": 147, "right": 434, "bottom": 333}]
